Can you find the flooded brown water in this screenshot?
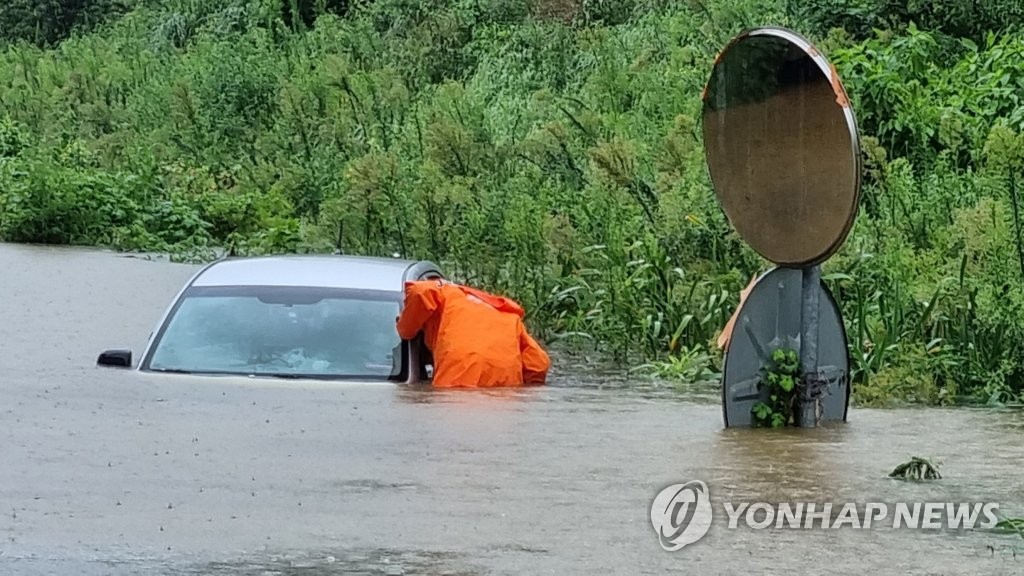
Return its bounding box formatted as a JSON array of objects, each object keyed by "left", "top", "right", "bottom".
[{"left": 1, "top": 243, "right": 1022, "bottom": 575}]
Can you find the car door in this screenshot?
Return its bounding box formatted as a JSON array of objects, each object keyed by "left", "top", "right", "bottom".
[
  {"left": 396, "top": 263, "right": 444, "bottom": 384},
  {"left": 411, "top": 270, "right": 442, "bottom": 382}
]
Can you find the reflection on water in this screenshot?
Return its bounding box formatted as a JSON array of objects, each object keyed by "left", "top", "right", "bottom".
[{"left": 1, "top": 243, "right": 1022, "bottom": 575}]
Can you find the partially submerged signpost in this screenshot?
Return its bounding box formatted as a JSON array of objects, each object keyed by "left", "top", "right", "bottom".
[{"left": 701, "top": 28, "right": 862, "bottom": 428}]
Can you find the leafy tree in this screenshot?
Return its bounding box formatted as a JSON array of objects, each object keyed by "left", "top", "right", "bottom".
[
  {"left": 280, "top": 0, "right": 352, "bottom": 30},
  {"left": 0, "top": 0, "right": 132, "bottom": 46}
]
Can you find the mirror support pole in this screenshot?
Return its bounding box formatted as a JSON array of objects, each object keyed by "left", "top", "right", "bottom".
[{"left": 797, "top": 265, "right": 822, "bottom": 428}]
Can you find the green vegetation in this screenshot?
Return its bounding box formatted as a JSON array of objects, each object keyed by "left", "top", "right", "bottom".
[
  {"left": 752, "top": 347, "right": 800, "bottom": 428},
  {"left": 639, "top": 343, "right": 720, "bottom": 387},
  {"left": 3, "top": 1, "right": 1024, "bottom": 405},
  {"left": 995, "top": 517, "right": 1024, "bottom": 537},
  {"left": 888, "top": 456, "right": 942, "bottom": 480}
]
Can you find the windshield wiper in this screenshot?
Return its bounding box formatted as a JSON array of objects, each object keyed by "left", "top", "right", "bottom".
[
  {"left": 151, "top": 368, "right": 194, "bottom": 374},
  {"left": 264, "top": 373, "right": 304, "bottom": 379}
]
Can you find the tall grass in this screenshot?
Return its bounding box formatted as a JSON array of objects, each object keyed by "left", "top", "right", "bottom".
[{"left": 2, "top": 0, "right": 1024, "bottom": 404}]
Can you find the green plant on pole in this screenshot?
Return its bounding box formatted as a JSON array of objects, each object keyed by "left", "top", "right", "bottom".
[{"left": 752, "top": 347, "right": 801, "bottom": 428}]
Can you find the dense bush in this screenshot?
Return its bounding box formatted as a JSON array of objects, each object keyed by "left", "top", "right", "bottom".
[
  {"left": 0, "top": 0, "right": 134, "bottom": 47},
  {"left": 791, "top": 0, "right": 1024, "bottom": 43},
  {"left": 2, "top": 0, "right": 1024, "bottom": 405}
]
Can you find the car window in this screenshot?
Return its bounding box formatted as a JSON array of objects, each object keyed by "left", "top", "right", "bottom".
[{"left": 145, "top": 286, "right": 403, "bottom": 379}]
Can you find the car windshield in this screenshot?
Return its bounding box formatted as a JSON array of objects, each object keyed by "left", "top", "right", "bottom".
[{"left": 144, "top": 285, "right": 403, "bottom": 380}]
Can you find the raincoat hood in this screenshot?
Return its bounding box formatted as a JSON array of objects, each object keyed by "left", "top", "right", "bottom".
[
  {"left": 404, "top": 280, "right": 526, "bottom": 317},
  {"left": 455, "top": 284, "right": 526, "bottom": 317}
]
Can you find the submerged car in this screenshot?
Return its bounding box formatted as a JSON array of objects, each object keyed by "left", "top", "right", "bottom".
[{"left": 96, "top": 255, "right": 443, "bottom": 384}]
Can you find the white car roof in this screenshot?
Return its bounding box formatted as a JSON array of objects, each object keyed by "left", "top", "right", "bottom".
[{"left": 190, "top": 255, "right": 436, "bottom": 292}]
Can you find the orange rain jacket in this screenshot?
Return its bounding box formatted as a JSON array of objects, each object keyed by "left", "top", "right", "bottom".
[{"left": 396, "top": 280, "right": 551, "bottom": 388}]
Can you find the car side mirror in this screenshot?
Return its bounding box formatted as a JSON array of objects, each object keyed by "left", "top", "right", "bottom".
[{"left": 97, "top": 349, "right": 132, "bottom": 368}]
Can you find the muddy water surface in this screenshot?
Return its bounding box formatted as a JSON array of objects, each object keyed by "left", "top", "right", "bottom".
[{"left": 1, "top": 243, "right": 1022, "bottom": 575}]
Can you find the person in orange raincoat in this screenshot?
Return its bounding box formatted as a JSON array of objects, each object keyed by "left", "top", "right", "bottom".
[
  {"left": 396, "top": 279, "right": 551, "bottom": 388},
  {"left": 717, "top": 273, "right": 759, "bottom": 351}
]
